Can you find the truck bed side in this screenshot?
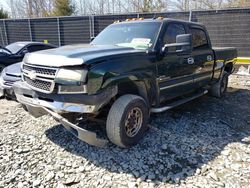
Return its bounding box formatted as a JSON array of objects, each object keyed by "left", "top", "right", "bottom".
[
  {"left": 213, "top": 47, "right": 237, "bottom": 63},
  {"left": 212, "top": 47, "right": 237, "bottom": 82}
]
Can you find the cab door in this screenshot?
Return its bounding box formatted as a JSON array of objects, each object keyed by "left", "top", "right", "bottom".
[
  {"left": 157, "top": 23, "right": 196, "bottom": 101},
  {"left": 189, "top": 26, "right": 214, "bottom": 88}
]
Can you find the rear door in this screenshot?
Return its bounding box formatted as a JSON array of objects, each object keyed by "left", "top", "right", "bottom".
[
  {"left": 189, "top": 26, "right": 214, "bottom": 88},
  {"left": 157, "top": 22, "right": 196, "bottom": 101}
]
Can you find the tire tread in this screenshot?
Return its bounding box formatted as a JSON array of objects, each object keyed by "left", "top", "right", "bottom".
[{"left": 106, "top": 94, "right": 147, "bottom": 148}]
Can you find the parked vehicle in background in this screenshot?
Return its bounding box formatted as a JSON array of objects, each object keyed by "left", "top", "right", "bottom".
[
  {"left": 0, "top": 42, "right": 57, "bottom": 73},
  {"left": 0, "top": 42, "right": 57, "bottom": 99},
  {"left": 13, "top": 18, "right": 237, "bottom": 148}
]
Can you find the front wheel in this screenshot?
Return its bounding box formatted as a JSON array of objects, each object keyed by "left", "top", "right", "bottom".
[
  {"left": 106, "top": 94, "right": 149, "bottom": 148},
  {"left": 209, "top": 71, "right": 229, "bottom": 98}
]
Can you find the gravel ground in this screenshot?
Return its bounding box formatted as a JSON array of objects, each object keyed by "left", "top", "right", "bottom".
[{"left": 0, "top": 75, "right": 250, "bottom": 188}]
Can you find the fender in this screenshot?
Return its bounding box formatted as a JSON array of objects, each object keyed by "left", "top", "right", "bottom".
[{"left": 101, "top": 73, "right": 157, "bottom": 106}]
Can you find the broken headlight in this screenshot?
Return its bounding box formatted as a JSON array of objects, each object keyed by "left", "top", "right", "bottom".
[{"left": 55, "top": 69, "right": 88, "bottom": 85}]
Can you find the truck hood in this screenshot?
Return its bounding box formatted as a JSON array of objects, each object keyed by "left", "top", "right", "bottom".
[{"left": 23, "top": 44, "right": 144, "bottom": 67}]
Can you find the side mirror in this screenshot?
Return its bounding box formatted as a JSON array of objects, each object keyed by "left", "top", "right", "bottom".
[
  {"left": 90, "top": 37, "right": 95, "bottom": 42},
  {"left": 162, "top": 34, "right": 192, "bottom": 55}
]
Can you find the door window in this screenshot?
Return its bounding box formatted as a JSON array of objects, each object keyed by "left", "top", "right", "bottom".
[
  {"left": 163, "top": 23, "right": 186, "bottom": 52},
  {"left": 190, "top": 28, "right": 209, "bottom": 50},
  {"left": 163, "top": 23, "right": 186, "bottom": 44}
]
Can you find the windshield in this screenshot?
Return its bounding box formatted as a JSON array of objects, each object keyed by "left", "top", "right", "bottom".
[
  {"left": 5, "top": 42, "right": 26, "bottom": 54},
  {"left": 91, "top": 22, "right": 161, "bottom": 50}
]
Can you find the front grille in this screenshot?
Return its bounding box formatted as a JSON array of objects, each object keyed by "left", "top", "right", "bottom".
[
  {"left": 23, "top": 64, "right": 57, "bottom": 77},
  {"left": 22, "top": 63, "right": 57, "bottom": 93},
  {"left": 24, "top": 76, "right": 53, "bottom": 92}
]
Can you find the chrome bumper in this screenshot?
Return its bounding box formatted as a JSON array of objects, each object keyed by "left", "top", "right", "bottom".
[
  {"left": 15, "top": 88, "right": 108, "bottom": 147},
  {"left": 44, "top": 108, "right": 108, "bottom": 147},
  {"left": 16, "top": 93, "right": 97, "bottom": 115}
]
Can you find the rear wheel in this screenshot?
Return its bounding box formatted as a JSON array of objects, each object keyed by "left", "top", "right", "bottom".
[
  {"left": 106, "top": 94, "right": 148, "bottom": 148},
  {"left": 209, "top": 71, "right": 229, "bottom": 98}
]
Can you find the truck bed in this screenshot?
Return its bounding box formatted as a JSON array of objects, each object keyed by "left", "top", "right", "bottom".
[{"left": 213, "top": 47, "right": 237, "bottom": 62}]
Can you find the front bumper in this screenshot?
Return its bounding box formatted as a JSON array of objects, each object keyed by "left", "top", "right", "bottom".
[
  {"left": 13, "top": 81, "right": 117, "bottom": 147},
  {"left": 13, "top": 81, "right": 117, "bottom": 115},
  {"left": 44, "top": 108, "right": 108, "bottom": 147}
]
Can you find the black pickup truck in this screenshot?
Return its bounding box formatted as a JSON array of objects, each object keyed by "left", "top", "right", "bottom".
[{"left": 13, "top": 18, "right": 237, "bottom": 148}]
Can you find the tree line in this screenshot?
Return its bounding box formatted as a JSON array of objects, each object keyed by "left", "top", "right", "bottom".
[{"left": 1, "top": 0, "right": 250, "bottom": 19}]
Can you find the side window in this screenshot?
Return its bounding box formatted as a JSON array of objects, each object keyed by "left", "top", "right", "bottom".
[
  {"left": 163, "top": 23, "right": 186, "bottom": 44},
  {"left": 27, "top": 45, "right": 39, "bottom": 53},
  {"left": 27, "top": 45, "right": 52, "bottom": 53},
  {"left": 190, "top": 28, "right": 209, "bottom": 50}
]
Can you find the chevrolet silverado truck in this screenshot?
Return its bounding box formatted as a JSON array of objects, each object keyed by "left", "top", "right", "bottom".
[{"left": 13, "top": 18, "right": 237, "bottom": 148}]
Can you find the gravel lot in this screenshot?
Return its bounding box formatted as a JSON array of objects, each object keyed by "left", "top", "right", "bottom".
[{"left": 0, "top": 75, "right": 250, "bottom": 188}]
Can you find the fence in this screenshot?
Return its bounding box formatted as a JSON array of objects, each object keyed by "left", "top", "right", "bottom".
[{"left": 0, "top": 8, "right": 250, "bottom": 56}]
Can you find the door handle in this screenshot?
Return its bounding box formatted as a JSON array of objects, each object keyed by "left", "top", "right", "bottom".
[{"left": 187, "top": 57, "right": 194, "bottom": 65}]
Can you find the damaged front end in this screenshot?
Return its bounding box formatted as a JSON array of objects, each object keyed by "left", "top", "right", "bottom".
[
  {"left": 44, "top": 108, "right": 108, "bottom": 147},
  {"left": 13, "top": 81, "right": 117, "bottom": 147}
]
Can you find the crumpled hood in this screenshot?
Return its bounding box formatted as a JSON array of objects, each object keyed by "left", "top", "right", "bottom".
[
  {"left": 23, "top": 44, "right": 143, "bottom": 67},
  {"left": 5, "top": 62, "right": 22, "bottom": 76}
]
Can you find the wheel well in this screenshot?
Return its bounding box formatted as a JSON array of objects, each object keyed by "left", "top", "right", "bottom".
[
  {"left": 224, "top": 62, "right": 233, "bottom": 73},
  {"left": 116, "top": 81, "right": 149, "bottom": 105}
]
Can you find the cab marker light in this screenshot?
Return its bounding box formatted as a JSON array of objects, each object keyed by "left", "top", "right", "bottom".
[{"left": 157, "top": 16, "right": 164, "bottom": 20}]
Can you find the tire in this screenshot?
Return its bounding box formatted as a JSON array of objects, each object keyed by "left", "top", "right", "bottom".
[
  {"left": 209, "top": 71, "right": 229, "bottom": 98},
  {"left": 106, "top": 94, "right": 149, "bottom": 148}
]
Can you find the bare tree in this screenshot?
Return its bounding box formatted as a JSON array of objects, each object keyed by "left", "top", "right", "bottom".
[
  {"left": 6, "top": 0, "right": 54, "bottom": 18},
  {"left": 5, "top": 0, "right": 250, "bottom": 18}
]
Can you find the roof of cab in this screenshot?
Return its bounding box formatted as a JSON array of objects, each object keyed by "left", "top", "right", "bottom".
[{"left": 113, "top": 17, "right": 204, "bottom": 27}]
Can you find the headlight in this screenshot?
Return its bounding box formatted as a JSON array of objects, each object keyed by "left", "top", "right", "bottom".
[{"left": 55, "top": 69, "right": 88, "bottom": 85}]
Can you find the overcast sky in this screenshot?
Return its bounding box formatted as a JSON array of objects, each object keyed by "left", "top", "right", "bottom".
[{"left": 0, "top": 0, "right": 9, "bottom": 10}]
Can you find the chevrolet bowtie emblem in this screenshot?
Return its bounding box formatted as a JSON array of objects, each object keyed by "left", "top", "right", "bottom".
[{"left": 28, "top": 70, "right": 37, "bottom": 80}]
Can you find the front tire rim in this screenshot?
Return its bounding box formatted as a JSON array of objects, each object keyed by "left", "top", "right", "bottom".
[{"left": 125, "top": 107, "right": 143, "bottom": 137}]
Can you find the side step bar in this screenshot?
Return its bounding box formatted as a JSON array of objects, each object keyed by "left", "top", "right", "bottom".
[{"left": 151, "top": 90, "right": 208, "bottom": 113}]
